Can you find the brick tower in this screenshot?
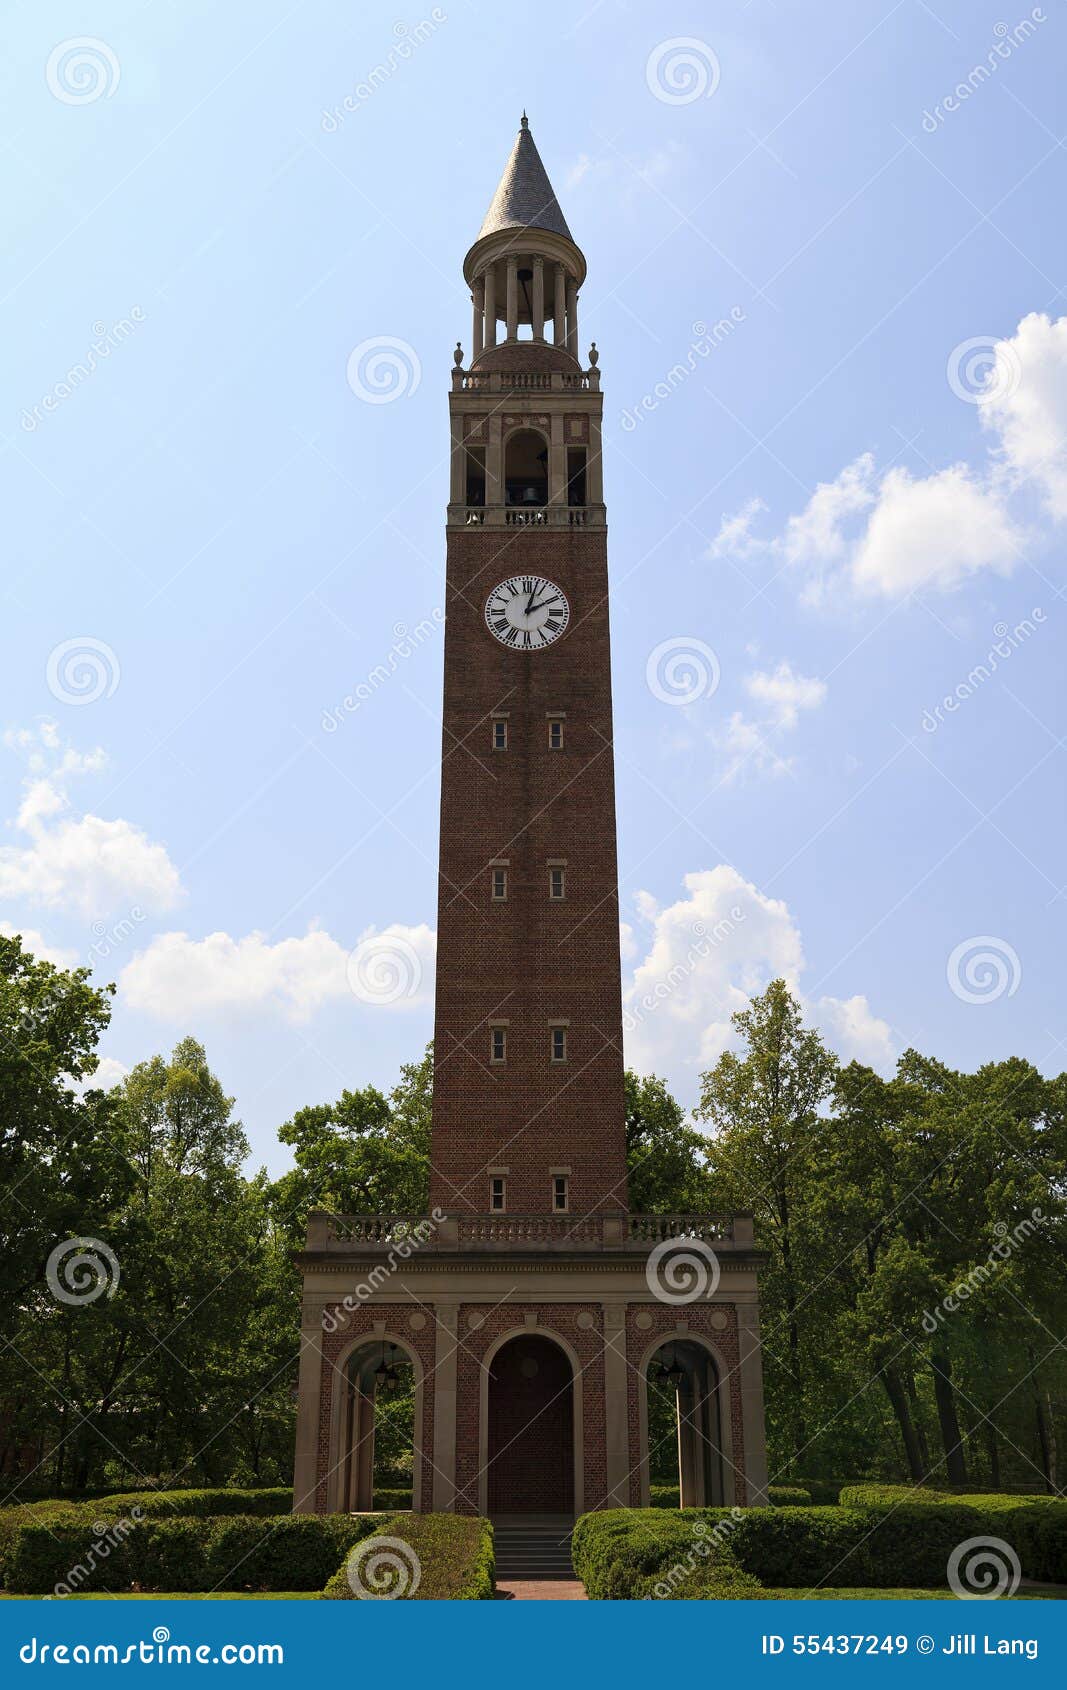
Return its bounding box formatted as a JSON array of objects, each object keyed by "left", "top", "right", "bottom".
[{"left": 293, "top": 119, "right": 768, "bottom": 1526}]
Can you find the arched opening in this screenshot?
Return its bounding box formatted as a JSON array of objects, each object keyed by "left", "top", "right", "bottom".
[
  {"left": 504, "top": 428, "right": 549, "bottom": 508},
  {"left": 644, "top": 1339, "right": 726, "bottom": 1508},
  {"left": 486, "top": 1334, "right": 575, "bottom": 1516},
  {"left": 338, "top": 1339, "right": 417, "bottom": 1512}
]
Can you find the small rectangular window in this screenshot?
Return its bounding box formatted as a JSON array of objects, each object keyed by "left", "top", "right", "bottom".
[
  {"left": 490, "top": 1176, "right": 506, "bottom": 1212},
  {"left": 548, "top": 719, "right": 564, "bottom": 750},
  {"left": 552, "top": 1175, "right": 569, "bottom": 1212},
  {"left": 551, "top": 1027, "right": 567, "bottom": 1063},
  {"left": 491, "top": 867, "right": 507, "bottom": 900},
  {"left": 492, "top": 719, "right": 508, "bottom": 751},
  {"left": 490, "top": 1027, "right": 506, "bottom": 1063},
  {"left": 549, "top": 866, "right": 566, "bottom": 900}
]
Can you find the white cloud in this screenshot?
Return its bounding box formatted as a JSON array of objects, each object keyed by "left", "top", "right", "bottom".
[
  {"left": 743, "top": 661, "right": 827, "bottom": 728},
  {"left": 0, "top": 815, "right": 183, "bottom": 919},
  {"left": 0, "top": 921, "right": 78, "bottom": 969},
  {"left": 814, "top": 993, "right": 893, "bottom": 1070},
  {"left": 980, "top": 311, "right": 1067, "bottom": 519},
  {"left": 91, "top": 1055, "right": 129, "bottom": 1089},
  {"left": 849, "top": 463, "right": 1020, "bottom": 597},
  {"left": 623, "top": 865, "right": 892, "bottom": 1089},
  {"left": 712, "top": 454, "right": 1022, "bottom": 601},
  {"left": 119, "top": 922, "right": 436, "bottom": 1024},
  {"left": 0, "top": 724, "right": 182, "bottom": 920},
  {"left": 715, "top": 660, "right": 826, "bottom": 783},
  {"left": 706, "top": 309, "right": 1067, "bottom": 600}
]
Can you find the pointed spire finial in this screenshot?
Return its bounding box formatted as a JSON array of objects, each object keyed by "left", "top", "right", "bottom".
[{"left": 520, "top": 110, "right": 529, "bottom": 129}]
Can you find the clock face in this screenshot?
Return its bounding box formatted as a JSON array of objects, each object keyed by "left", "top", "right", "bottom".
[{"left": 484, "top": 575, "right": 570, "bottom": 651}]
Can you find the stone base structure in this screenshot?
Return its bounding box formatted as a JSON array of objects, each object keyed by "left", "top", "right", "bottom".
[{"left": 293, "top": 1212, "right": 767, "bottom": 1516}]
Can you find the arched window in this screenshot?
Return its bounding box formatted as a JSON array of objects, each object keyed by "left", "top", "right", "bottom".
[{"left": 504, "top": 429, "right": 549, "bottom": 507}]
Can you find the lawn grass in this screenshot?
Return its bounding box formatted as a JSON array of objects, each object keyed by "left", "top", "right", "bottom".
[
  {"left": 0, "top": 1592, "right": 320, "bottom": 1601},
  {"left": 760, "top": 1587, "right": 1066, "bottom": 1600}
]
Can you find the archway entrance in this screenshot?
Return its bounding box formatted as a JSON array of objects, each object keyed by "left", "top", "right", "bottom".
[
  {"left": 504, "top": 428, "right": 549, "bottom": 507},
  {"left": 339, "top": 1340, "right": 417, "bottom": 1512},
  {"left": 645, "top": 1340, "right": 725, "bottom": 1508},
  {"left": 487, "top": 1334, "right": 574, "bottom": 1515}
]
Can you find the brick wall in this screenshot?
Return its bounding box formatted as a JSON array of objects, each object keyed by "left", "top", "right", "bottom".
[{"left": 429, "top": 522, "right": 629, "bottom": 1217}]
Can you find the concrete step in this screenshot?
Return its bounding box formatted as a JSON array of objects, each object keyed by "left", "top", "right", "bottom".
[{"left": 493, "top": 1517, "right": 576, "bottom": 1582}]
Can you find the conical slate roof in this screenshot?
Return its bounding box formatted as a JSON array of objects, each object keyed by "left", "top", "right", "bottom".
[{"left": 478, "top": 115, "right": 573, "bottom": 242}]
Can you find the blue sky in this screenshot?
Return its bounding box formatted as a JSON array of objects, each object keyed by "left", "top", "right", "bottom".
[{"left": 3, "top": 0, "right": 1065, "bottom": 1175}]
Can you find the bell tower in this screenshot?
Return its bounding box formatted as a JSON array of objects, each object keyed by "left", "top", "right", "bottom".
[
  {"left": 293, "top": 118, "right": 768, "bottom": 1531},
  {"left": 430, "top": 114, "right": 626, "bottom": 1220}
]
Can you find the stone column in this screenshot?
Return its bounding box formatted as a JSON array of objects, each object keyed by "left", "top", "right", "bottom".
[
  {"left": 291, "top": 1307, "right": 324, "bottom": 1513},
  {"left": 432, "top": 1303, "right": 460, "bottom": 1511},
  {"left": 484, "top": 264, "right": 497, "bottom": 350},
  {"left": 566, "top": 277, "right": 578, "bottom": 356},
  {"left": 486, "top": 412, "right": 503, "bottom": 511},
  {"left": 737, "top": 1301, "right": 769, "bottom": 1505},
  {"left": 587, "top": 416, "right": 604, "bottom": 505},
  {"left": 449, "top": 411, "right": 465, "bottom": 504},
  {"left": 531, "top": 256, "right": 545, "bottom": 340},
  {"left": 553, "top": 263, "right": 566, "bottom": 346},
  {"left": 505, "top": 254, "right": 519, "bottom": 342},
  {"left": 472, "top": 275, "right": 484, "bottom": 361},
  {"left": 602, "top": 1306, "right": 630, "bottom": 1508},
  {"left": 548, "top": 412, "right": 565, "bottom": 507}
]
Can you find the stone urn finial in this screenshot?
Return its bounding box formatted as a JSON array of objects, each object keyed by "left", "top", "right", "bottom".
[
  {"left": 453, "top": 340, "right": 464, "bottom": 369},
  {"left": 588, "top": 341, "right": 599, "bottom": 367}
]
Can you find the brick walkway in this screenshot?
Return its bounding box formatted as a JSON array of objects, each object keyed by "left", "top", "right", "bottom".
[{"left": 496, "top": 1579, "right": 588, "bottom": 1600}]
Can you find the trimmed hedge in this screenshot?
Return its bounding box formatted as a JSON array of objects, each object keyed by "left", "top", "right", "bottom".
[
  {"left": 571, "top": 1510, "right": 763, "bottom": 1600},
  {"left": 0, "top": 1489, "right": 292, "bottom": 1588},
  {"left": 372, "top": 1489, "right": 413, "bottom": 1512},
  {"left": 649, "top": 1483, "right": 813, "bottom": 1509},
  {"left": 6, "top": 1512, "right": 380, "bottom": 1596},
  {"left": 322, "top": 1514, "right": 494, "bottom": 1600},
  {"left": 768, "top": 1485, "right": 814, "bottom": 1508},
  {"left": 838, "top": 1485, "right": 1067, "bottom": 1584}
]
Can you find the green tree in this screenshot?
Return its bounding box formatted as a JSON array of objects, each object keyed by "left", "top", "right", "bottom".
[{"left": 698, "top": 981, "right": 838, "bottom": 1466}]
